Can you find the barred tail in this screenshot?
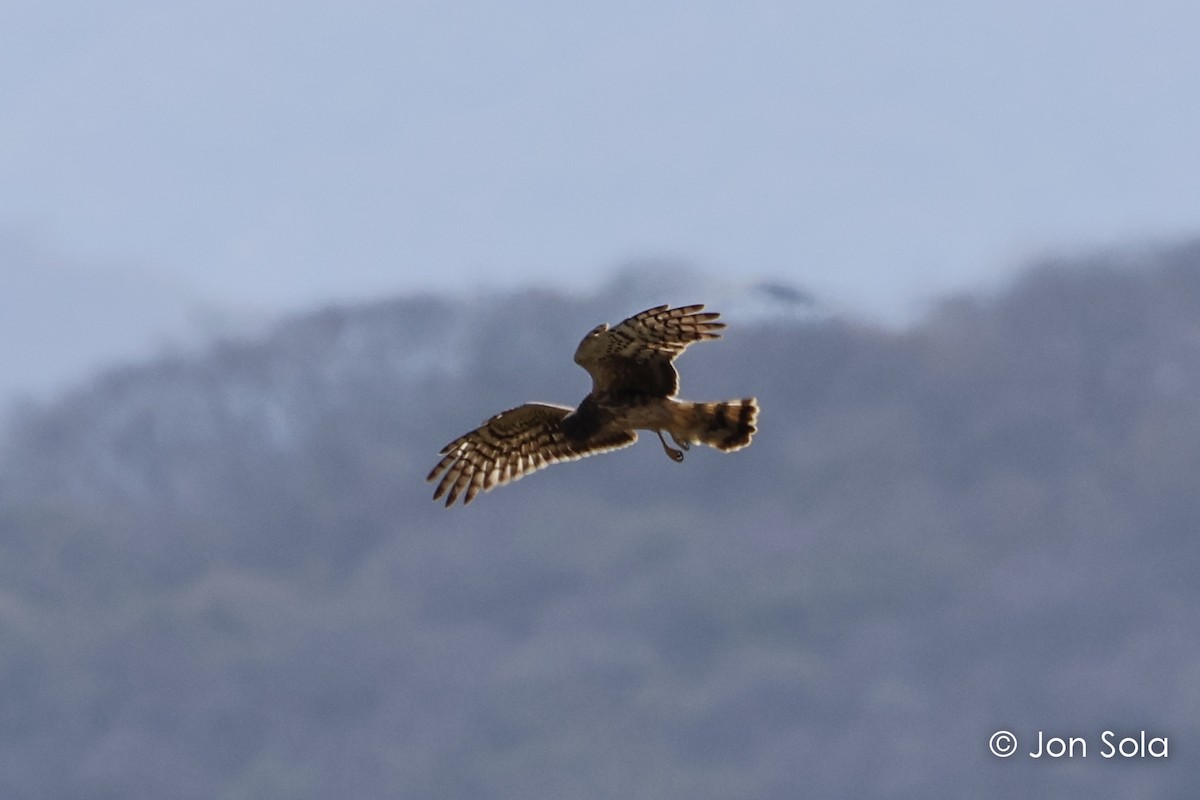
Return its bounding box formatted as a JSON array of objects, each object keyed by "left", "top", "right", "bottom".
[{"left": 676, "top": 398, "right": 759, "bottom": 452}]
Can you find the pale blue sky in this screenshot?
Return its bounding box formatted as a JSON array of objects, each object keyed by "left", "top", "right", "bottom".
[{"left": 3, "top": 1, "right": 1200, "bottom": 389}]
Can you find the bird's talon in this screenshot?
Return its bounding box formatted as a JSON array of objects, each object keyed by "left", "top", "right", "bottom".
[{"left": 656, "top": 431, "right": 686, "bottom": 462}]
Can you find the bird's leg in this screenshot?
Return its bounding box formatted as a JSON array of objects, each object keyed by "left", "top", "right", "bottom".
[
  {"left": 669, "top": 432, "right": 691, "bottom": 452},
  {"left": 656, "top": 430, "right": 685, "bottom": 462}
]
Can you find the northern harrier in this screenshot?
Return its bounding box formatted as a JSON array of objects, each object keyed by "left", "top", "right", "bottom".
[{"left": 427, "top": 304, "right": 759, "bottom": 506}]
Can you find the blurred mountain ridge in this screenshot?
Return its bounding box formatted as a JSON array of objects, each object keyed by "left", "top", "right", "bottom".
[
  {"left": 0, "top": 234, "right": 279, "bottom": 404},
  {"left": 2, "top": 243, "right": 1200, "bottom": 798}
]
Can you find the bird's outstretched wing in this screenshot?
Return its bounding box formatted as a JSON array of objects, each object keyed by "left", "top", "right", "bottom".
[
  {"left": 427, "top": 402, "right": 638, "bottom": 506},
  {"left": 575, "top": 304, "right": 724, "bottom": 397}
]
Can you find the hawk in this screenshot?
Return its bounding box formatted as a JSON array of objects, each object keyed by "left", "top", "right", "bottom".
[{"left": 427, "top": 304, "right": 759, "bottom": 506}]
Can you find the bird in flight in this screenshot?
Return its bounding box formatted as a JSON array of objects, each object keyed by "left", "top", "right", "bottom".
[{"left": 427, "top": 304, "right": 759, "bottom": 506}]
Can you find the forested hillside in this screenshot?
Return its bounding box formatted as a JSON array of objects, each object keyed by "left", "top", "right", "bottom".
[{"left": 3, "top": 246, "right": 1200, "bottom": 798}]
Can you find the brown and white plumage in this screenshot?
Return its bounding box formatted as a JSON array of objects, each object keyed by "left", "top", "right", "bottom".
[
  {"left": 573, "top": 303, "right": 724, "bottom": 396},
  {"left": 428, "top": 304, "right": 758, "bottom": 506},
  {"left": 427, "top": 403, "right": 638, "bottom": 507}
]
